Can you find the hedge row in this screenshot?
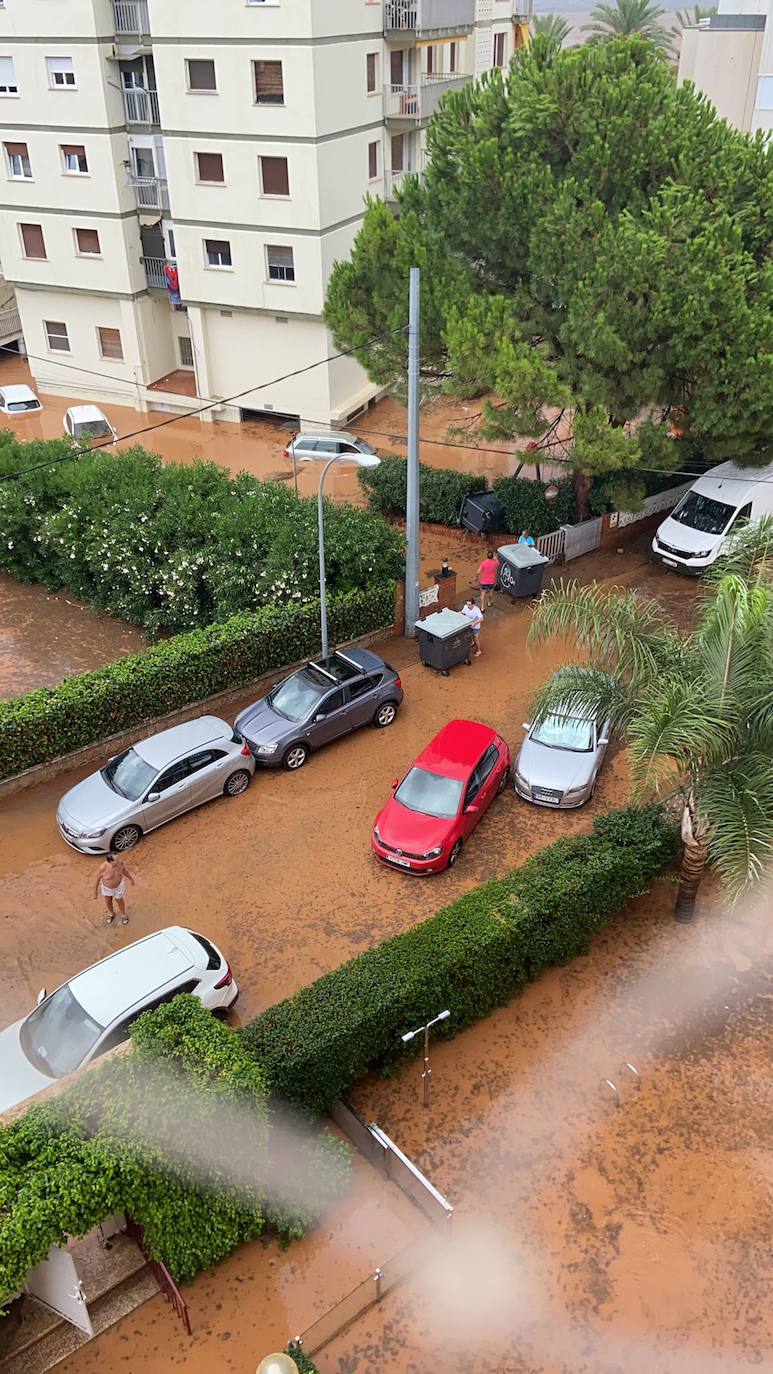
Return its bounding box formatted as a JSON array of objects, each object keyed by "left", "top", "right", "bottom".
[
  {"left": 358, "top": 455, "right": 575, "bottom": 536},
  {"left": 0, "top": 583, "right": 395, "bottom": 780},
  {"left": 243, "top": 806, "right": 677, "bottom": 1113},
  {"left": 0, "top": 997, "right": 349, "bottom": 1308}
]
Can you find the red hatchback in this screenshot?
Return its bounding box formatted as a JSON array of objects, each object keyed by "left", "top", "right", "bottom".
[{"left": 372, "top": 719, "right": 511, "bottom": 874}]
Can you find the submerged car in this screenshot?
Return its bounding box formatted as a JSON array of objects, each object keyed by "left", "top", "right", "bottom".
[
  {"left": 0, "top": 383, "right": 42, "bottom": 415},
  {"left": 283, "top": 431, "right": 378, "bottom": 463},
  {"left": 235, "top": 648, "right": 403, "bottom": 770},
  {"left": 514, "top": 697, "right": 611, "bottom": 809},
  {"left": 57, "top": 715, "right": 255, "bottom": 853},
  {"left": 63, "top": 404, "right": 117, "bottom": 444},
  {"left": 372, "top": 718, "right": 510, "bottom": 874},
  {"left": 0, "top": 926, "right": 238, "bottom": 1113}
]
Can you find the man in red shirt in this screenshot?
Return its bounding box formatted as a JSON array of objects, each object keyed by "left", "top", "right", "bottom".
[{"left": 478, "top": 549, "right": 499, "bottom": 611}]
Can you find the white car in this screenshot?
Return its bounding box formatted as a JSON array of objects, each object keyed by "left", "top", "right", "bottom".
[
  {"left": 282, "top": 430, "right": 378, "bottom": 462},
  {"left": 0, "top": 927, "right": 238, "bottom": 1113},
  {"left": 63, "top": 404, "right": 117, "bottom": 444},
  {"left": 0, "top": 383, "right": 42, "bottom": 415}
]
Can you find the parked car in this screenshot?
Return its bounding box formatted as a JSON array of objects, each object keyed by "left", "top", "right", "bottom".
[
  {"left": 0, "top": 383, "right": 42, "bottom": 415},
  {"left": 283, "top": 430, "right": 378, "bottom": 463},
  {"left": 514, "top": 689, "right": 611, "bottom": 809},
  {"left": 235, "top": 648, "right": 403, "bottom": 771},
  {"left": 652, "top": 460, "right": 773, "bottom": 575},
  {"left": 0, "top": 926, "right": 238, "bottom": 1113},
  {"left": 63, "top": 404, "right": 117, "bottom": 444},
  {"left": 372, "top": 718, "right": 510, "bottom": 874},
  {"left": 57, "top": 715, "right": 255, "bottom": 854}
]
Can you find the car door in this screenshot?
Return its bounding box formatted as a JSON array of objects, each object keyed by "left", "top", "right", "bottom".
[
  {"left": 474, "top": 743, "right": 503, "bottom": 815},
  {"left": 308, "top": 686, "right": 352, "bottom": 746},
  {"left": 346, "top": 674, "right": 379, "bottom": 729},
  {"left": 460, "top": 762, "right": 485, "bottom": 838},
  {"left": 186, "top": 747, "right": 231, "bottom": 805},
  {"left": 93, "top": 981, "right": 200, "bottom": 1061},
  {"left": 140, "top": 758, "right": 192, "bottom": 831}
]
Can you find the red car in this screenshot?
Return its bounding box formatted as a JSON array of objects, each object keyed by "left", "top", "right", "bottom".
[{"left": 372, "top": 719, "right": 511, "bottom": 874}]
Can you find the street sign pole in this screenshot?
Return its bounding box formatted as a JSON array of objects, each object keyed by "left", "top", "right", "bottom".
[{"left": 405, "top": 266, "right": 420, "bottom": 637}]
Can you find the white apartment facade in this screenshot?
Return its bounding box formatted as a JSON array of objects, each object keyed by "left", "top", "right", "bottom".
[
  {"left": 0, "top": 0, "right": 530, "bottom": 427},
  {"left": 678, "top": 0, "right": 772, "bottom": 134}
]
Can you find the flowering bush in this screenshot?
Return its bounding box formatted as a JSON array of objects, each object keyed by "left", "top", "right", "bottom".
[{"left": 0, "top": 436, "right": 403, "bottom": 636}]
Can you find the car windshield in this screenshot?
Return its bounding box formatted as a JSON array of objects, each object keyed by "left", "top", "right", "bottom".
[
  {"left": 395, "top": 766, "right": 464, "bottom": 819},
  {"left": 269, "top": 667, "right": 329, "bottom": 722},
  {"left": 671, "top": 490, "right": 735, "bottom": 536},
  {"left": 20, "top": 985, "right": 104, "bottom": 1078},
  {"left": 101, "top": 747, "right": 156, "bottom": 800},
  {"left": 9, "top": 399, "right": 39, "bottom": 412},
  {"left": 74, "top": 420, "right": 112, "bottom": 439},
  {"left": 532, "top": 715, "right": 594, "bottom": 752},
  {"left": 353, "top": 438, "right": 377, "bottom": 455}
]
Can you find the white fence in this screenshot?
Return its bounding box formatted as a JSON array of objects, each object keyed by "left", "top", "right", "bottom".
[{"left": 616, "top": 482, "right": 691, "bottom": 528}]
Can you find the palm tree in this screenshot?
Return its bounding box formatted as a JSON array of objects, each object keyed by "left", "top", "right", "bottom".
[
  {"left": 527, "top": 552, "right": 773, "bottom": 921},
  {"left": 674, "top": 3, "right": 716, "bottom": 29},
  {"left": 583, "top": 0, "right": 672, "bottom": 51},
  {"left": 531, "top": 13, "right": 572, "bottom": 47}
]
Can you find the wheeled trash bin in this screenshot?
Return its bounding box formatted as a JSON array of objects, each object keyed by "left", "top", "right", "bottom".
[
  {"left": 497, "top": 543, "right": 550, "bottom": 601},
  {"left": 459, "top": 491, "right": 506, "bottom": 536},
  {"left": 417, "top": 608, "right": 474, "bottom": 676}
]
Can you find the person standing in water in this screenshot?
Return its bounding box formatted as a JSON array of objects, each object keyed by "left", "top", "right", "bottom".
[{"left": 94, "top": 853, "right": 135, "bottom": 925}]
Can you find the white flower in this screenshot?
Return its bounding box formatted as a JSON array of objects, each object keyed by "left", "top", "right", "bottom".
[{"left": 6, "top": 541, "right": 13, "bottom": 548}]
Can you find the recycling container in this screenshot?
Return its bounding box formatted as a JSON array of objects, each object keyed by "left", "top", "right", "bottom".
[
  {"left": 417, "top": 608, "right": 474, "bottom": 676},
  {"left": 459, "top": 491, "right": 506, "bottom": 536},
  {"left": 497, "top": 542, "right": 550, "bottom": 601}
]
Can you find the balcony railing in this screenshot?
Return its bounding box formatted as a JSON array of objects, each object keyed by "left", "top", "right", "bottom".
[
  {"left": 131, "top": 175, "right": 168, "bottom": 212},
  {"left": 384, "top": 166, "right": 426, "bottom": 199},
  {"left": 384, "top": 0, "right": 475, "bottom": 35},
  {"left": 113, "top": 0, "right": 150, "bottom": 36},
  {"left": 143, "top": 257, "right": 167, "bottom": 290},
  {"left": 122, "top": 87, "right": 160, "bottom": 126},
  {"left": 385, "top": 73, "right": 468, "bottom": 122},
  {"left": 0, "top": 306, "right": 22, "bottom": 343}
]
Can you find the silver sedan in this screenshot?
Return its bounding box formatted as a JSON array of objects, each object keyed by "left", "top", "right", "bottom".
[
  {"left": 513, "top": 709, "right": 611, "bottom": 809},
  {"left": 57, "top": 716, "right": 255, "bottom": 854}
]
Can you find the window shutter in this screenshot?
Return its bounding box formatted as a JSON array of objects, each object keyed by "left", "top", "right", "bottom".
[
  {"left": 253, "top": 60, "right": 284, "bottom": 104},
  {"left": 261, "top": 156, "right": 289, "bottom": 196}
]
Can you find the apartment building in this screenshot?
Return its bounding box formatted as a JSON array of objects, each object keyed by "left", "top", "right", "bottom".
[
  {"left": 678, "top": 0, "right": 771, "bottom": 134},
  {"left": 0, "top": 0, "right": 530, "bottom": 427}
]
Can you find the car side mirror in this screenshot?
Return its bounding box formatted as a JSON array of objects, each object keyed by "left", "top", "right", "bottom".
[
  {"left": 599, "top": 737, "right": 609, "bottom": 747},
  {"left": 465, "top": 803, "right": 479, "bottom": 815},
  {"left": 37, "top": 988, "right": 47, "bottom": 1005},
  {"left": 315, "top": 712, "right": 325, "bottom": 722},
  {"left": 146, "top": 791, "right": 160, "bottom": 803},
  {"left": 391, "top": 777, "right": 399, "bottom": 789},
  {"left": 522, "top": 722, "right": 531, "bottom": 731}
]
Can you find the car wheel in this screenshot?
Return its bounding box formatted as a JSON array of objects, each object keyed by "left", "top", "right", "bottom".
[
  {"left": 373, "top": 701, "right": 397, "bottom": 728},
  {"left": 284, "top": 743, "right": 309, "bottom": 771},
  {"left": 497, "top": 768, "right": 508, "bottom": 795},
  {"left": 111, "top": 824, "right": 141, "bottom": 853},
  {"left": 447, "top": 839, "right": 463, "bottom": 869},
  {"left": 224, "top": 769, "right": 251, "bottom": 797}
]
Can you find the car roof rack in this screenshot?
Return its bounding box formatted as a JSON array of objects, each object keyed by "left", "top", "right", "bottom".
[
  {"left": 307, "top": 661, "right": 338, "bottom": 683},
  {"left": 335, "top": 650, "right": 363, "bottom": 671}
]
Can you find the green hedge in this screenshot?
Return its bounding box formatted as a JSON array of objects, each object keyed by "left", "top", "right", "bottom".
[
  {"left": 242, "top": 806, "right": 677, "bottom": 1114},
  {"left": 358, "top": 455, "right": 575, "bottom": 536},
  {"left": 0, "top": 583, "right": 395, "bottom": 780},
  {"left": 287, "top": 1347, "right": 320, "bottom": 1373}
]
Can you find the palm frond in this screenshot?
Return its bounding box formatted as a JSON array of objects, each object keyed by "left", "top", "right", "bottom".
[
  {"left": 697, "top": 573, "right": 773, "bottom": 717},
  {"left": 702, "top": 516, "right": 773, "bottom": 591},
  {"left": 700, "top": 755, "right": 773, "bottom": 900},
  {"left": 529, "top": 580, "right": 670, "bottom": 682},
  {"left": 528, "top": 664, "right": 633, "bottom": 733},
  {"left": 627, "top": 678, "right": 741, "bottom": 792}
]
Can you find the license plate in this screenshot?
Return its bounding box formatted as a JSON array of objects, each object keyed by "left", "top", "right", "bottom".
[
  {"left": 662, "top": 557, "right": 677, "bottom": 567},
  {"left": 533, "top": 790, "right": 561, "bottom": 804},
  {"left": 387, "top": 855, "right": 411, "bottom": 868}
]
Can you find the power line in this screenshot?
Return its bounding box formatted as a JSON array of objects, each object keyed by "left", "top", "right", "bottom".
[{"left": 0, "top": 342, "right": 224, "bottom": 407}]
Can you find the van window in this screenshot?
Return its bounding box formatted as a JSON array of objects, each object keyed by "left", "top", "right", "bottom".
[
  {"left": 729, "top": 502, "right": 752, "bottom": 530},
  {"left": 671, "top": 490, "right": 735, "bottom": 536}
]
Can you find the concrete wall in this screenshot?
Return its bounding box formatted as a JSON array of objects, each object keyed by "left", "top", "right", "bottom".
[{"left": 679, "top": 25, "right": 763, "bottom": 130}]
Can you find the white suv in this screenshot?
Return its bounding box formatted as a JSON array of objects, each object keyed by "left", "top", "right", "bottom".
[
  {"left": 283, "top": 430, "right": 378, "bottom": 462},
  {"left": 0, "top": 927, "right": 238, "bottom": 1113}
]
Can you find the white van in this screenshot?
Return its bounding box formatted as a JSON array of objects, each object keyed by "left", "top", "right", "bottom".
[
  {"left": 652, "top": 460, "right": 773, "bottom": 575},
  {"left": 63, "top": 405, "right": 117, "bottom": 445}
]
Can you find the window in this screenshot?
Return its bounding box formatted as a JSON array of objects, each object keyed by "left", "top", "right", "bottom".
[
  {"left": 493, "top": 31, "right": 506, "bottom": 66},
  {"left": 366, "top": 52, "right": 378, "bottom": 93},
  {"left": 319, "top": 689, "right": 345, "bottom": 717},
  {"left": 253, "top": 59, "right": 284, "bottom": 105},
  {"left": 153, "top": 760, "right": 190, "bottom": 793},
  {"left": 75, "top": 226, "right": 100, "bottom": 255},
  {"left": 259, "top": 155, "right": 289, "bottom": 196},
  {"left": 348, "top": 675, "right": 379, "bottom": 701},
  {"left": 204, "top": 237, "right": 232, "bottom": 267},
  {"left": 97, "top": 326, "right": 123, "bottom": 360},
  {"left": 187, "top": 748, "right": 226, "bottom": 773},
  {"left": 195, "top": 151, "right": 224, "bottom": 183},
  {"left": 5, "top": 142, "right": 31, "bottom": 178},
  {"left": 186, "top": 58, "right": 217, "bottom": 91},
  {"left": 62, "top": 144, "right": 88, "bottom": 174},
  {"left": 0, "top": 57, "right": 17, "bottom": 95},
  {"left": 450, "top": 41, "right": 458, "bottom": 73},
  {"left": 426, "top": 45, "right": 434, "bottom": 75},
  {"left": 20, "top": 223, "right": 47, "bottom": 259},
  {"left": 391, "top": 134, "right": 404, "bottom": 173},
  {"left": 45, "top": 320, "right": 70, "bottom": 352},
  {"left": 266, "top": 244, "right": 294, "bottom": 282},
  {"left": 47, "top": 56, "right": 76, "bottom": 88},
  {"left": 368, "top": 140, "right": 379, "bottom": 180},
  {"left": 178, "top": 335, "right": 194, "bottom": 368}
]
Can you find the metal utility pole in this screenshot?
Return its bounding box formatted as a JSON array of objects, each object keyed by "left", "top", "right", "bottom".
[
  {"left": 402, "top": 1009, "right": 451, "bottom": 1108},
  {"left": 405, "top": 266, "right": 421, "bottom": 637}
]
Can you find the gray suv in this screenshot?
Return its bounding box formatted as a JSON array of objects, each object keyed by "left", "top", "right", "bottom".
[{"left": 235, "top": 648, "right": 403, "bottom": 770}]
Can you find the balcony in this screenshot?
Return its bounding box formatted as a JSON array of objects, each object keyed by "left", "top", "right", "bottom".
[
  {"left": 122, "top": 87, "right": 160, "bottom": 127},
  {"left": 131, "top": 175, "right": 169, "bottom": 213},
  {"left": 384, "top": 0, "right": 475, "bottom": 37},
  {"left": 113, "top": 0, "right": 150, "bottom": 37},
  {"left": 385, "top": 73, "right": 468, "bottom": 124},
  {"left": 143, "top": 257, "right": 167, "bottom": 290}
]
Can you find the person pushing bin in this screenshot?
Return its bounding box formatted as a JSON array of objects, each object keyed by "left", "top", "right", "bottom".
[
  {"left": 497, "top": 542, "right": 549, "bottom": 602},
  {"left": 416, "top": 607, "right": 474, "bottom": 676}
]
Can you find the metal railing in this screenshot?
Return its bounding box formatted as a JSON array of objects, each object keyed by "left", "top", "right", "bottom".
[
  {"left": 385, "top": 74, "right": 468, "bottom": 121},
  {"left": 122, "top": 87, "right": 160, "bottom": 126},
  {"left": 113, "top": 0, "right": 150, "bottom": 35},
  {"left": 0, "top": 306, "right": 22, "bottom": 342},
  {"left": 535, "top": 528, "right": 565, "bottom": 563},
  {"left": 384, "top": 0, "right": 475, "bottom": 33},
  {"left": 130, "top": 175, "right": 168, "bottom": 212},
  {"left": 142, "top": 256, "right": 167, "bottom": 290},
  {"left": 125, "top": 1214, "right": 191, "bottom": 1336}
]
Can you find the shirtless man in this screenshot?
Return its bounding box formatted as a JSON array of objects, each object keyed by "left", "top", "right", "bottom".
[{"left": 94, "top": 853, "right": 135, "bottom": 925}]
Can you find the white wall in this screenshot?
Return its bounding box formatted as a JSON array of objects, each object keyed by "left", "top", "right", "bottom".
[{"left": 679, "top": 26, "right": 763, "bottom": 130}]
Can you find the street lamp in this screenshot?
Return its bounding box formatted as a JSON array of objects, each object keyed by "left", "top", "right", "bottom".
[
  {"left": 402, "top": 1009, "right": 451, "bottom": 1108},
  {"left": 299, "top": 451, "right": 380, "bottom": 660},
  {"left": 256, "top": 1354, "right": 299, "bottom": 1374}
]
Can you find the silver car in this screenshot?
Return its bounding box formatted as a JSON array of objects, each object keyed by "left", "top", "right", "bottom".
[
  {"left": 514, "top": 706, "right": 611, "bottom": 809},
  {"left": 57, "top": 715, "right": 255, "bottom": 854},
  {"left": 283, "top": 430, "right": 378, "bottom": 463}
]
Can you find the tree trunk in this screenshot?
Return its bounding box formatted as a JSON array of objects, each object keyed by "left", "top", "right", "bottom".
[
  {"left": 674, "top": 798, "right": 709, "bottom": 923},
  {"left": 574, "top": 468, "right": 592, "bottom": 521}
]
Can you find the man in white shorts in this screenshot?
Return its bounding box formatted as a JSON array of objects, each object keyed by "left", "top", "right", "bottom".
[
  {"left": 461, "top": 597, "right": 484, "bottom": 657},
  {"left": 94, "top": 852, "right": 135, "bottom": 925}
]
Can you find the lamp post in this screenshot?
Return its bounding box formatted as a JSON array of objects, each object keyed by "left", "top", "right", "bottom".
[
  {"left": 401, "top": 1009, "right": 451, "bottom": 1108},
  {"left": 300, "top": 451, "right": 380, "bottom": 660},
  {"left": 256, "top": 1354, "right": 299, "bottom": 1374}
]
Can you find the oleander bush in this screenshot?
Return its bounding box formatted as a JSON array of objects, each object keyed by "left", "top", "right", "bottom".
[
  {"left": 242, "top": 805, "right": 677, "bottom": 1113},
  {"left": 358, "top": 455, "right": 575, "bottom": 535},
  {"left": 0, "top": 583, "right": 395, "bottom": 780},
  {"left": 0, "top": 435, "right": 403, "bottom": 636}
]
